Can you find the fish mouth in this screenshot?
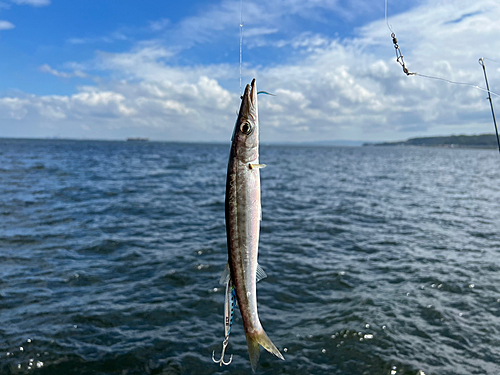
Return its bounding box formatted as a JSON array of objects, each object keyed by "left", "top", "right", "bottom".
[
  {"left": 242, "top": 78, "right": 257, "bottom": 111},
  {"left": 249, "top": 78, "right": 256, "bottom": 106}
]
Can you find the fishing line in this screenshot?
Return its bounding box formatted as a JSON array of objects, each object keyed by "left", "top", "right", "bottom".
[
  {"left": 237, "top": 1, "right": 276, "bottom": 98},
  {"left": 384, "top": 0, "right": 500, "bottom": 99},
  {"left": 483, "top": 57, "right": 500, "bottom": 65},
  {"left": 239, "top": 0, "right": 244, "bottom": 96},
  {"left": 384, "top": 0, "right": 394, "bottom": 34},
  {"left": 416, "top": 73, "right": 500, "bottom": 99}
]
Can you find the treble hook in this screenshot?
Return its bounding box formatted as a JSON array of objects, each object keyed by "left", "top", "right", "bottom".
[{"left": 212, "top": 335, "right": 233, "bottom": 366}]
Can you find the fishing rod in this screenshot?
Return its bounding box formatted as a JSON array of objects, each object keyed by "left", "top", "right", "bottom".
[{"left": 479, "top": 58, "right": 500, "bottom": 153}]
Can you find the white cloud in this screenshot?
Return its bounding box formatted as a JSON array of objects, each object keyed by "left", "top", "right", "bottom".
[
  {"left": 244, "top": 27, "right": 279, "bottom": 38},
  {"left": 67, "top": 32, "right": 127, "bottom": 45},
  {"left": 0, "top": 60, "right": 239, "bottom": 140},
  {"left": 95, "top": 44, "right": 178, "bottom": 81},
  {"left": 71, "top": 89, "right": 136, "bottom": 117},
  {"left": 150, "top": 0, "right": 381, "bottom": 53},
  {"left": 0, "top": 19, "right": 14, "bottom": 29},
  {"left": 39, "top": 64, "right": 88, "bottom": 79},
  {"left": 0, "top": 97, "right": 29, "bottom": 119},
  {"left": 11, "top": 0, "right": 50, "bottom": 6},
  {"left": 149, "top": 18, "right": 170, "bottom": 32}
]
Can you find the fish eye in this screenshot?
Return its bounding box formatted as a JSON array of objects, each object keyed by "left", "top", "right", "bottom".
[{"left": 240, "top": 122, "right": 252, "bottom": 135}]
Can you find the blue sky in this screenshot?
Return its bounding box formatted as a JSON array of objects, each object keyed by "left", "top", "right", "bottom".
[{"left": 0, "top": 0, "right": 500, "bottom": 142}]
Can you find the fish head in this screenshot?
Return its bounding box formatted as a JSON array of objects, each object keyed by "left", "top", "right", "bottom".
[{"left": 231, "top": 78, "right": 259, "bottom": 161}]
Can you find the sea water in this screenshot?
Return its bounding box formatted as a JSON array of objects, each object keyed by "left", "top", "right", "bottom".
[{"left": 1, "top": 139, "right": 500, "bottom": 374}]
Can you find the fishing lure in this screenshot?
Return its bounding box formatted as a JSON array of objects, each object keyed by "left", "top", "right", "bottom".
[{"left": 212, "top": 266, "right": 237, "bottom": 366}]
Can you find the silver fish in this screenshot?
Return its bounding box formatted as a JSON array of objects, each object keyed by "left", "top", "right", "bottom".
[{"left": 219, "top": 78, "right": 284, "bottom": 371}]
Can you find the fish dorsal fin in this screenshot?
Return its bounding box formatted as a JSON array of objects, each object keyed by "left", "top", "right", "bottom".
[
  {"left": 256, "top": 263, "right": 267, "bottom": 282},
  {"left": 219, "top": 263, "right": 231, "bottom": 285}
]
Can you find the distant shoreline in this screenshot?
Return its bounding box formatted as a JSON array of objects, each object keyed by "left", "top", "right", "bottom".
[
  {"left": 0, "top": 137, "right": 364, "bottom": 147},
  {"left": 363, "top": 133, "right": 499, "bottom": 149},
  {"left": 1, "top": 135, "right": 499, "bottom": 149}
]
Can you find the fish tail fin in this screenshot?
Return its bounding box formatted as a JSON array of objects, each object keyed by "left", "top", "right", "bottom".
[
  {"left": 246, "top": 329, "right": 284, "bottom": 372},
  {"left": 246, "top": 335, "right": 260, "bottom": 372}
]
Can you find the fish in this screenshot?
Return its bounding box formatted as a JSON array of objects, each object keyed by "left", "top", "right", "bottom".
[{"left": 215, "top": 78, "right": 284, "bottom": 371}]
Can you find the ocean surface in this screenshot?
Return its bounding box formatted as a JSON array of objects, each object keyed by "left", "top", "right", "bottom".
[{"left": 1, "top": 138, "right": 500, "bottom": 375}]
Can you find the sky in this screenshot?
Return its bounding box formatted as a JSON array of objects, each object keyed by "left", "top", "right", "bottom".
[{"left": 0, "top": 0, "right": 500, "bottom": 143}]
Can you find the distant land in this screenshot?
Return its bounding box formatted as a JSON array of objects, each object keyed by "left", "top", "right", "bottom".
[
  {"left": 264, "top": 140, "right": 365, "bottom": 146},
  {"left": 364, "top": 134, "right": 499, "bottom": 149},
  {"left": 2, "top": 136, "right": 499, "bottom": 149},
  {"left": 126, "top": 137, "right": 149, "bottom": 142}
]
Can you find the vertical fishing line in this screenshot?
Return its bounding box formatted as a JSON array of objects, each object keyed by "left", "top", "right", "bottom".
[
  {"left": 239, "top": 0, "right": 243, "bottom": 96},
  {"left": 384, "top": 0, "right": 393, "bottom": 33}
]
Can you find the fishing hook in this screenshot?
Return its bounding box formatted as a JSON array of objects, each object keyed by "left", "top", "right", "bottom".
[{"left": 212, "top": 335, "right": 233, "bottom": 366}]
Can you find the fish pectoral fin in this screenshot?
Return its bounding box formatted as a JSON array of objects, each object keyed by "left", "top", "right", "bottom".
[
  {"left": 219, "top": 263, "right": 231, "bottom": 285},
  {"left": 223, "top": 263, "right": 266, "bottom": 284},
  {"left": 248, "top": 163, "right": 266, "bottom": 170},
  {"left": 256, "top": 263, "right": 267, "bottom": 282}
]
